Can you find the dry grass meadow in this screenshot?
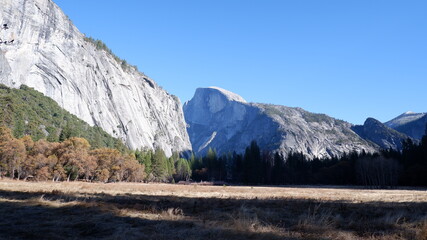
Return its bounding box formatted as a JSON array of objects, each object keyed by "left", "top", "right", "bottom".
[{"left": 0, "top": 180, "right": 426, "bottom": 240}]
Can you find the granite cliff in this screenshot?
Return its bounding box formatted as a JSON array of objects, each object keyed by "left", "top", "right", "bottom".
[
  {"left": 184, "top": 87, "right": 377, "bottom": 158},
  {"left": 385, "top": 112, "right": 427, "bottom": 140},
  {"left": 0, "top": 0, "right": 191, "bottom": 156},
  {"left": 352, "top": 118, "right": 410, "bottom": 150}
]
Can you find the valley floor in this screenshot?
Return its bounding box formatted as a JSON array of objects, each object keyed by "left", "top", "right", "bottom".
[{"left": 0, "top": 180, "right": 426, "bottom": 239}]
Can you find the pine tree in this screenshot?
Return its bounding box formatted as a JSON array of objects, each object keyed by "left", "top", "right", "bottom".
[
  {"left": 175, "top": 158, "right": 191, "bottom": 181},
  {"left": 272, "top": 152, "right": 284, "bottom": 184},
  {"left": 135, "top": 149, "right": 152, "bottom": 176},
  {"left": 151, "top": 148, "right": 168, "bottom": 182},
  {"left": 205, "top": 148, "right": 217, "bottom": 180},
  {"left": 243, "top": 141, "right": 262, "bottom": 184},
  {"left": 13, "top": 119, "right": 25, "bottom": 138}
]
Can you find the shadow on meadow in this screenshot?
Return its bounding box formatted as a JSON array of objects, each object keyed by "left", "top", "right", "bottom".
[{"left": 0, "top": 188, "right": 426, "bottom": 239}]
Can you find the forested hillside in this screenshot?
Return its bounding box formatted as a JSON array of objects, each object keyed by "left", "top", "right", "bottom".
[{"left": 0, "top": 84, "right": 126, "bottom": 151}]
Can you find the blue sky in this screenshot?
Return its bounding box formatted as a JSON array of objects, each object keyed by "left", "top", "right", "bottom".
[{"left": 55, "top": 0, "right": 426, "bottom": 124}]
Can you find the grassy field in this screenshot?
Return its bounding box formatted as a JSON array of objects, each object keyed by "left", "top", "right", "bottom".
[{"left": 0, "top": 180, "right": 426, "bottom": 239}]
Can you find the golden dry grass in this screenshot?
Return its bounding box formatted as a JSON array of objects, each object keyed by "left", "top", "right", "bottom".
[{"left": 0, "top": 179, "right": 426, "bottom": 239}]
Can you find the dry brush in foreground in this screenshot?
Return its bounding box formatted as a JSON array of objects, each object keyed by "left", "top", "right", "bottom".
[{"left": 0, "top": 180, "right": 426, "bottom": 240}]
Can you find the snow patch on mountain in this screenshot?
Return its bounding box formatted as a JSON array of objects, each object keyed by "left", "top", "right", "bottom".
[{"left": 385, "top": 112, "right": 426, "bottom": 129}]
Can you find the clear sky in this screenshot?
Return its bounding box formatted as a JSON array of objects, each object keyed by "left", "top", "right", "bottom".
[{"left": 54, "top": 0, "right": 426, "bottom": 125}]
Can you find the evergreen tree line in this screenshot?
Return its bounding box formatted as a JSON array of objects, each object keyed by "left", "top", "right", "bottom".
[
  {"left": 134, "top": 149, "right": 191, "bottom": 183},
  {"left": 2, "top": 121, "right": 426, "bottom": 187},
  {"left": 190, "top": 126, "right": 427, "bottom": 187}
]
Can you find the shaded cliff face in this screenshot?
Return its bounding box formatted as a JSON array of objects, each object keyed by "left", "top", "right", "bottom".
[
  {"left": 0, "top": 0, "right": 191, "bottom": 156},
  {"left": 385, "top": 112, "right": 427, "bottom": 140},
  {"left": 352, "top": 118, "right": 411, "bottom": 150},
  {"left": 183, "top": 87, "right": 281, "bottom": 155},
  {"left": 184, "top": 87, "right": 377, "bottom": 158}
]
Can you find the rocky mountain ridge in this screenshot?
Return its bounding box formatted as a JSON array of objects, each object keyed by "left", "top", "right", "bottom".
[
  {"left": 184, "top": 87, "right": 378, "bottom": 159},
  {"left": 384, "top": 112, "right": 427, "bottom": 140},
  {"left": 352, "top": 118, "right": 411, "bottom": 150},
  {"left": 0, "top": 0, "right": 191, "bottom": 156},
  {"left": 385, "top": 111, "right": 426, "bottom": 129}
]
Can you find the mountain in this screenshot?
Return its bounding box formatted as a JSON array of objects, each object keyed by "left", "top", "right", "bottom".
[
  {"left": 183, "top": 87, "right": 377, "bottom": 158},
  {"left": 0, "top": 84, "right": 127, "bottom": 151},
  {"left": 0, "top": 0, "right": 191, "bottom": 156},
  {"left": 352, "top": 118, "right": 410, "bottom": 150},
  {"left": 385, "top": 111, "right": 426, "bottom": 129},
  {"left": 385, "top": 112, "right": 427, "bottom": 140}
]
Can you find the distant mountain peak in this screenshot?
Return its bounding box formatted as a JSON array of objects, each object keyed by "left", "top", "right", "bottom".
[
  {"left": 205, "top": 86, "right": 247, "bottom": 103},
  {"left": 184, "top": 87, "right": 376, "bottom": 158},
  {"left": 365, "top": 117, "right": 380, "bottom": 122},
  {"left": 385, "top": 111, "right": 426, "bottom": 129},
  {"left": 364, "top": 117, "right": 384, "bottom": 127},
  {"left": 385, "top": 112, "right": 427, "bottom": 140},
  {"left": 353, "top": 117, "right": 411, "bottom": 150}
]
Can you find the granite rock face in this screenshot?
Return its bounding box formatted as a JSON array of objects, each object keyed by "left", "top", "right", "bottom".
[
  {"left": 352, "top": 118, "right": 411, "bottom": 150},
  {"left": 0, "top": 0, "right": 191, "bottom": 156},
  {"left": 184, "top": 87, "right": 377, "bottom": 158},
  {"left": 385, "top": 112, "right": 427, "bottom": 140}
]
